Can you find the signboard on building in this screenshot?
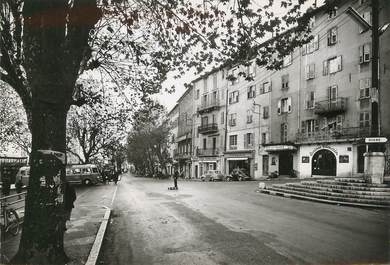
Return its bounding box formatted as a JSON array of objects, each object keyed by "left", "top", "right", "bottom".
[{"left": 365, "top": 137, "right": 387, "bottom": 143}]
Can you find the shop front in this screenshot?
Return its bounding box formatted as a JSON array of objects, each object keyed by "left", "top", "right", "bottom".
[
  {"left": 263, "top": 144, "right": 297, "bottom": 176},
  {"left": 224, "top": 150, "right": 254, "bottom": 177},
  {"left": 298, "top": 143, "right": 354, "bottom": 178},
  {"left": 192, "top": 157, "right": 222, "bottom": 179}
]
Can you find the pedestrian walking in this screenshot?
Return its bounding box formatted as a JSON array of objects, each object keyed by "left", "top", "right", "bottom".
[
  {"left": 63, "top": 182, "right": 76, "bottom": 230},
  {"left": 173, "top": 170, "right": 179, "bottom": 189}
]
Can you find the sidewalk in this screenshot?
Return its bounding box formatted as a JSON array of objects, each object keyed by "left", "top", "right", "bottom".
[{"left": 1, "top": 203, "right": 108, "bottom": 265}]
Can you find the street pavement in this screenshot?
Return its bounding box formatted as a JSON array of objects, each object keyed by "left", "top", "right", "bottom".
[
  {"left": 99, "top": 174, "right": 389, "bottom": 265},
  {"left": 1, "top": 183, "right": 117, "bottom": 265}
]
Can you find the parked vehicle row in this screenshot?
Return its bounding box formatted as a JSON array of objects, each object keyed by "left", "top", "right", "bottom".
[
  {"left": 200, "top": 169, "right": 252, "bottom": 182},
  {"left": 15, "top": 164, "right": 108, "bottom": 187}
]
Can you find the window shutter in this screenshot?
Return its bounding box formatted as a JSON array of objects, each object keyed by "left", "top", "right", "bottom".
[
  {"left": 359, "top": 45, "right": 364, "bottom": 64},
  {"left": 305, "top": 65, "right": 310, "bottom": 79},
  {"left": 323, "top": 60, "right": 328, "bottom": 76},
  {"left": 277, "top": 100, "right": 281, "bottom": 115},
  {"left": 364, "top": 43, "right": 371, "bottom": 62},
  {"left": 310, "top": 64, "right": 315, "bottom": 78},
  {"left": 332, "top": 27, "right": 337, "bottom": 43},
  {"left": 314, "top": 35, "right": 319, "bottom": 50},
  {"left": 287, "top": 97, "right": 292, "bottom": 113},
  {"left": 301, "top": 121, "right": 306, "bottom": 133},
  {"left": 359, "top": 80, "right": 365, "bottom": 98},
  {"left": 302, "top": 45, "right": 307, "bottom": 55},
  {"left": 314, "top": 119, "right": 319, "bottom": 131},
  {"left": 337, "top": 56, "right": 342, "bottom": 71},
  {"left": 244, "top": 133, "right": 247, "bottom": 147},
  {"left": 327, "top": 30, "right": 331, "bottom": 45}
]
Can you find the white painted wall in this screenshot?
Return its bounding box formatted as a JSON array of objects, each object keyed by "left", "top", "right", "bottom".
[{"left": 298, "top": 143, "right": 354, "bottom": 178}]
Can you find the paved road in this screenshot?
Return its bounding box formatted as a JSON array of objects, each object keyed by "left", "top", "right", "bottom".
[{"left": 99, "top": 174, "right": 389, "bottom": 265}]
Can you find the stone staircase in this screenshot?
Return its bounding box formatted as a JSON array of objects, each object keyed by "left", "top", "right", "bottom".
[{"left": 258, "top": 177, "right": 390, "bottom": 208}]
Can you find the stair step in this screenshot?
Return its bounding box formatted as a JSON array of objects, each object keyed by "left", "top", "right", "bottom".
[
  {"left": 258, "top": 189, "right": 390, "bottom": 209},
  {"left": 274, "top": 184, "right": 390, "bottom": 200},
  {"left": 335, "top": 177, "right": 366, "bottom": 183},
  {"left": 301, "top": 181, "right": 390, "bottom": 192},
  {"left": 268, "top": 186, "right": 390, "bottom": 206},
  {"left": 316, "top": 179, "right": 390, "bottom": 188},
  {"left": 286, "top": 183, "right": 390, "bottom": 197}
]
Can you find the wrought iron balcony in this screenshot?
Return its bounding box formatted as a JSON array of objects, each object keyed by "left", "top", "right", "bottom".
[
  {"left": 197, "top": 100, "right": 220, "bottom": 114},
  {"left": 314, "top": 97, "right": 348, "bottom": 116},
  {"left": 197, "top": 148, "right": 219, "bottom": 157},
  {"left": 198, "top": 123, "right": 218, "bottom": 134},
  {"left": 296, "top": 126, "right": 371, "bottom": 144},
  {"left": 173, "top": 149, "right": 191, "bottom": 160}
]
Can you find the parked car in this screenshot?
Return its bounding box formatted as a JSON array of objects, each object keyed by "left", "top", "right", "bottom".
[
  {"left": 200, "top": 170, "right": 225, "bottom": 181},
  {"left": 226, "top": 168, "right": 251, "bottom": 181},
  {"left": 66, "top": 164, "right": 103, "bottom": 185},
  {"left": 15, "top": 166, "right": 30, "bottom": 187}
]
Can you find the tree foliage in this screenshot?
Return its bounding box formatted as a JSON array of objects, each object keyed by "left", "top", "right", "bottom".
[
  {"left": 127, "top": 100, "right": 172, "bottom": 176},
  {"left": 66, "top": 77, "right": 132, "bottom": 164},
  {"left": 0, "top": 82, "right": 31, "bottom": 155}
]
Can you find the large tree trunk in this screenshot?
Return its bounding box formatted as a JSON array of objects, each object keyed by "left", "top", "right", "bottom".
[{"left": 12, "top": 100, "right": 69, "bottom": 264}]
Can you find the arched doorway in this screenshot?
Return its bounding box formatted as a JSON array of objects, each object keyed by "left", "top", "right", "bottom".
[{"left": 312, "top": 149, "right": 337, "bottom": 176}]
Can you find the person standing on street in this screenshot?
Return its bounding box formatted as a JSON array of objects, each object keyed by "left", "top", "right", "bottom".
[{"left": 173, "top": 169, "right": 179, "bottom": 189}]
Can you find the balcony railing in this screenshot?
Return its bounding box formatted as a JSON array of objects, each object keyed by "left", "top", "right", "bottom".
[
  {"left": 296, "top": 126, "right": 370, "bottom": 143},
  {"left": 197, "top": 148, "right": 219, "bottom": 156},
  {"left": 173, "top": 149, "right": 191, "bottom": 159},
  {"left": 198, "top": 123, "right": 218, "bottom": 134},
  {"left": 198, "top": 100, "right": 220, "bottom": 114},
  {"left": 314, "top": 97, "right": 348, "bottom": 116}
]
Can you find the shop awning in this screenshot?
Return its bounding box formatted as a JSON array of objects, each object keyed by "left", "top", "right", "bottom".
[
  {"left": 264, "top": 145, "right": 297, "bottom": 152},
  {"left": 199, "top": 161, "right": 217, "bottom": 163},
  {"left": 226, "top": 157, "right": 249, "bottom": 161}
]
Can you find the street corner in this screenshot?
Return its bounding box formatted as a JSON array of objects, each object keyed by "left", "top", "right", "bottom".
[{"left": 64, "top": 205, "right": 111, "bottom": 265}]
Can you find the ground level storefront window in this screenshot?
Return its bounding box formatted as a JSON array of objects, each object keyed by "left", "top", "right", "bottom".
[{"left": 228, "top": 159, "right": 251, "bottom": 177}]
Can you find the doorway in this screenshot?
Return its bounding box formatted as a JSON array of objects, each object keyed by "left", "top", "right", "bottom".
[
  {"left": 357, "top": 145, "right": 366, "bottom": 173},
  {"left": 312, "top": 149, "right": 337, "bottom": 176},
  {"left": 262, "top": 155, "right": 269, "bottom": 176},
  {"left": 278, "top": 152, "right": 293, "bottom": 175}
]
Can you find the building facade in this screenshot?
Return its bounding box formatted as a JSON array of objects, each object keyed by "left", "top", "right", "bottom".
[
  {"left": 191, "top": 68, "right": 227, "bottom": 178},
  {"left": 174, "top": 88, "right": 194, "bottom": 178},
  {"left": 168, "top": 0, "right": 390, "bottom": 179},
  {"left": 167, "top": 104, "right": 179, "bottom": 175}
]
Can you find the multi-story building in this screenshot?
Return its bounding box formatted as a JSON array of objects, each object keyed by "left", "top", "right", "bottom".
[
  {"left": 262, "top": 0, "right": 390, "bottom": 178},
  {"left": 192, "top": 68, "right": 227, "bottom": 178},
  {"left": 168, "top": 0, "right": 390, "bottom": 179},
  {"left": 224, "top": 63, "right": 259, "bottom": 178},
  {"left": 174, "top": 87, "right": 194, "bottom": 178},
  {"left": 166, "top": 104, "right": 179, "bottom": 175}
]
